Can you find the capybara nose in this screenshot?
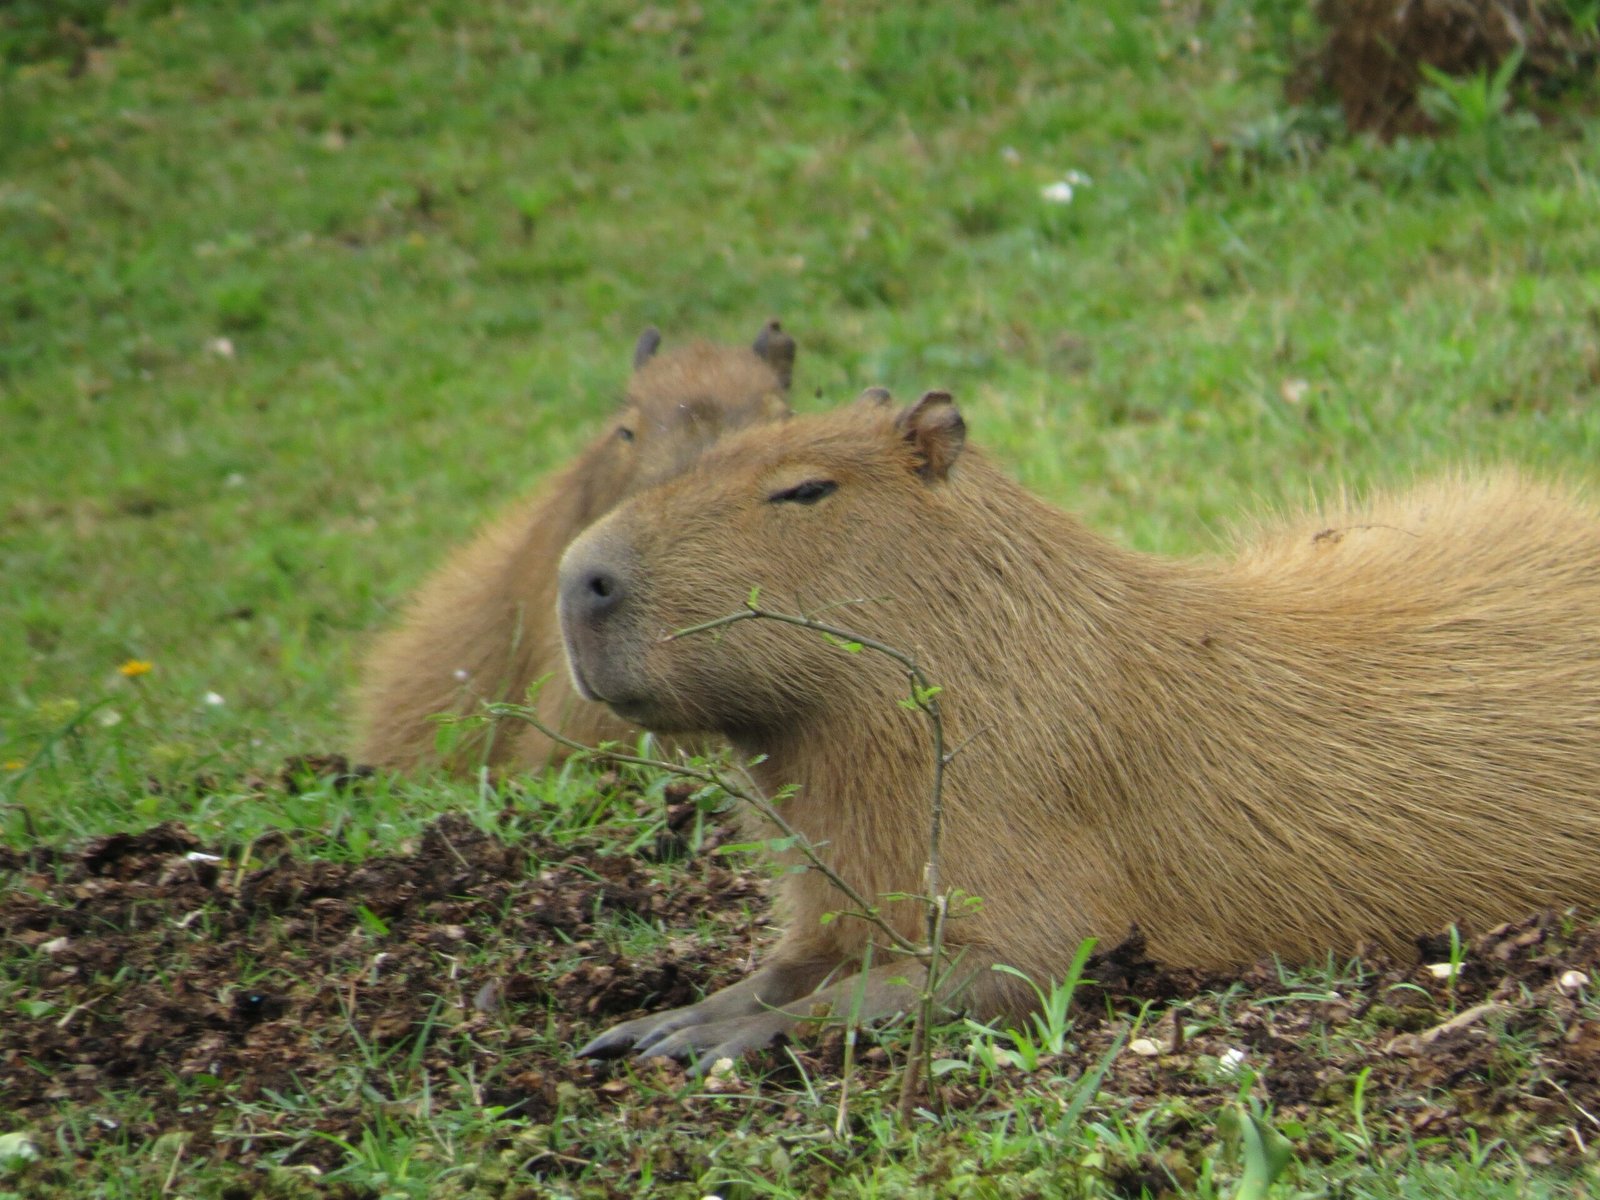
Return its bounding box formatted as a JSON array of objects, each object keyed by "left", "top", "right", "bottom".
[
  {"left": 588, "top": 566, "right": 624, "bottom": 612},
  {"left": 572, "top": 566, "right": 624, "bottom": 623}
]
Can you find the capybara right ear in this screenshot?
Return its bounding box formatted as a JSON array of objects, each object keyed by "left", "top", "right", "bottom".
[
  {"left": 633, "top": 327, "right": 663, "bottom": 370},
  {"left": 895, "top": 390, "right": 966, "bottom": 481},
  {"left": 752, "top": 318, "right": 796, "bottom": 389}
]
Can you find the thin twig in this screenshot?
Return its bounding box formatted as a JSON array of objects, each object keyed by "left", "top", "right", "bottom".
[
  {"left": 663, "top": 602, "right": 950, "bottom": 945},
  {"left": 502, "top": 598, "right": 962, "bottom": 1113},
  {"left": 485, "top": 701, "right": 921, "bottom": 957}
]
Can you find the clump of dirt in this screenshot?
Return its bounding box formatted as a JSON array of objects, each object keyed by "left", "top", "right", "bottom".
[
  {"left": 0, "top": 802, "right": 768, "bottom": 1186},
  {"left": 1300, "top": 0, "right": 1599, "bottom": 137}
]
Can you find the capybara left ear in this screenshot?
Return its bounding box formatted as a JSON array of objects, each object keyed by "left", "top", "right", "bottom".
[
  {"left": 855, "top": 386, "right": 894, "bottom": 409},
  {"left": 633, "top": 327, "right": 663, "bottom": 369},
  {"left": 752, "top": 318, "right": 796, "bottom": 389},
  {"left": 896, "top": 390, "right": 966, "bottom": 481}
]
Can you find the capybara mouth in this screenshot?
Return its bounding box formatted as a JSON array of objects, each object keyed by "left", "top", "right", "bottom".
[
  {"left": 562, "top": 642, "right": 606, "bottom": 705},
  {"left": 563, "top": 634, "right": 653, "bottom": 720}
]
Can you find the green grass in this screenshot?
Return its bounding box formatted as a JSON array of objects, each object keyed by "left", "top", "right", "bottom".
[{"left": 5, "top": 0, "right": 1600, "bottom": 1195}]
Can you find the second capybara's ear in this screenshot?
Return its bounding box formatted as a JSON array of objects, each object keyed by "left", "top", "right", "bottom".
[
  {"left": 854, "top": 386, "right": 894, "bottom": 410},
  {"left": 633, "top": 327, "right": 663, "bottom": 370},
  {"left": 752, "top": 318, "right": 796, "bottom": 390},
  {"left": 895, "top": 391, "right": 966, "bottom": 481}
]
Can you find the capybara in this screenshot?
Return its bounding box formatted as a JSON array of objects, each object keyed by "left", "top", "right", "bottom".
[
  {"left": 560, "top": 390, "right": 1600, "bottom": 1067},
  {"left": 353, "top": 321, "right": 796, "bottom": 774}
]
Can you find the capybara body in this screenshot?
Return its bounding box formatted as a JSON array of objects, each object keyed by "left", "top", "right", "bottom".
[
  {"left": 561, "top": 391, "right": 1600, "bottom": 1065},
  {"left": 353, "top": 322, "right": 795, "bottom": 774}
]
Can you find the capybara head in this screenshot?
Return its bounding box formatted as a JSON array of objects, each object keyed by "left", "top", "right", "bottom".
[
  {"left": 558, "top": 391, "right": 971, "bottom": 735},
  {"left": 572, "top": 320, "right": 795, "bottom": 526},
  {"left": 351, "top": 319, "right": 797, "bottom": 774}
]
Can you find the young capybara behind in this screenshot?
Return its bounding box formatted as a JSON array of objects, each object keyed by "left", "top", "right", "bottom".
[
  {"left": 353, "top": 320, "right": 796, "bottom": 774},
  {"left": 559, "top": 390, "right": 1600, "bottom": 1069}
]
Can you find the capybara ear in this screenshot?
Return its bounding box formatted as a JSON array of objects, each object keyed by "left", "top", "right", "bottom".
[
  {"left": 855, "top": 386, "right": 894, "bottom": 409},
  {"left": 633, "top": 327, "right": 663, "bottom": 370},
  {"left": 895, "top": 390, "right": 966, "bottom": 481},
  {"left": 752, "top": 318, "right": 796, "bottom": 389}
]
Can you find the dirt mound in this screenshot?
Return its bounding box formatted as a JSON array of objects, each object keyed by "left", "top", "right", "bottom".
[
  {"left": 1303, "top": 0, "right": 1599, "bottom": 136},
  {"left": 0, "top": 808, "right": 767, "bottom": 1181}
]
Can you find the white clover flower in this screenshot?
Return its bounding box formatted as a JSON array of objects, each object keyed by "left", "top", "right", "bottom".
[{"left": 1040, "top": 171, "right": 1092, "bottom": 204}]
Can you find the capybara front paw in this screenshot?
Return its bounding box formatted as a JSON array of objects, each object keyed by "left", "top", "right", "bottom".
[
  {"left": 635, "top": 1014, "right": 791, "bottom": 1075},
  {"left": 576, "top": 1009, "right": 692, "bottom": 1060}
]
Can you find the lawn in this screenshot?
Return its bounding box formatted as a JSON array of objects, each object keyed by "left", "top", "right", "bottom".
[{"left": 3, "top": 1, "right": 1600, "bottom": 1196}]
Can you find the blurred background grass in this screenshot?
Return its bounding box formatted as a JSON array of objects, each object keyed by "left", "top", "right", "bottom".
[{"left": 3, "top": 0, "right": 1598, "bottom": 842}]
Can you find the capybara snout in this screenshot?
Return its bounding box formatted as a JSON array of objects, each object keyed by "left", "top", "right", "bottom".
[
  {"left": 557, "top": 532, "right": 641, "bottom": 710},
  {"left": 562, "top": 559, "right": 626, "bottom": 627}
]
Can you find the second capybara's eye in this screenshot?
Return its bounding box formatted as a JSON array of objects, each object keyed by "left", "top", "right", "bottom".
[
  {"left": 616, "top": 426, "right": 635, "bottom": 443},
  {"left": 767, "top": 480, "right": 837, "bottom": 505}
]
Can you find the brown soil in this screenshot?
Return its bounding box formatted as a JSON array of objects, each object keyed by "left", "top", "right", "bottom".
[
  {"left": 1301, "top": 0, "right": 1598, "bottom": 137},
  {"left": 4, "top": 766, "right": 1600, "bottom": 1195}
]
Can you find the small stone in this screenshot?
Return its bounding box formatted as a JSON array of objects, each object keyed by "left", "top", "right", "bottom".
[
  {"left": 0, "top": 1131, "right": 38, "bottom": 1165},
  {"left": 1127, "top": 1037, "right": 1163, "bottom": 1057}
]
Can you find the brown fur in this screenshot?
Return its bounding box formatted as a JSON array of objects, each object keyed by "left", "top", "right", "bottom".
[
  {"left": 560, "top": 391, "right": 1600, "bottom": 1064},
  {"left": 353, "top": 323, "right": 795, "bottom": 773}
]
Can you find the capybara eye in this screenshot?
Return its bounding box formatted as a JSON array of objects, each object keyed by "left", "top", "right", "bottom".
[
  {"left": 616, "top": 426, "right": 635, "bottom": 442},
  {"left": 768, "top": 480, "right": 837, "bottom": 505}
]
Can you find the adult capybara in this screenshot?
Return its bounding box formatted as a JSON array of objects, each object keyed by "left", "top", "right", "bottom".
[
  {"left": 354, "top": 320, "right": 795, "bottom": 774},
  {"left": 560, "top": 390, "right": 1600, "bottom": 1067}
]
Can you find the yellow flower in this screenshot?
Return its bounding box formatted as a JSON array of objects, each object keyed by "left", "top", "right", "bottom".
[
  {"left": 118, "top": 659, "right": 153, "bottom": 678},
  {"left": 3, "top": 760, "right": 23, "bottom": 771}
]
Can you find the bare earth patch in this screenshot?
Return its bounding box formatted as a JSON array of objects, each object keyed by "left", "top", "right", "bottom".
[
  {"left": 1303, "top": 0, "right": 1600, "bottom": 136},
  {"left": 4, "top": 773, "right": 1599, "bottom": 1195}
]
